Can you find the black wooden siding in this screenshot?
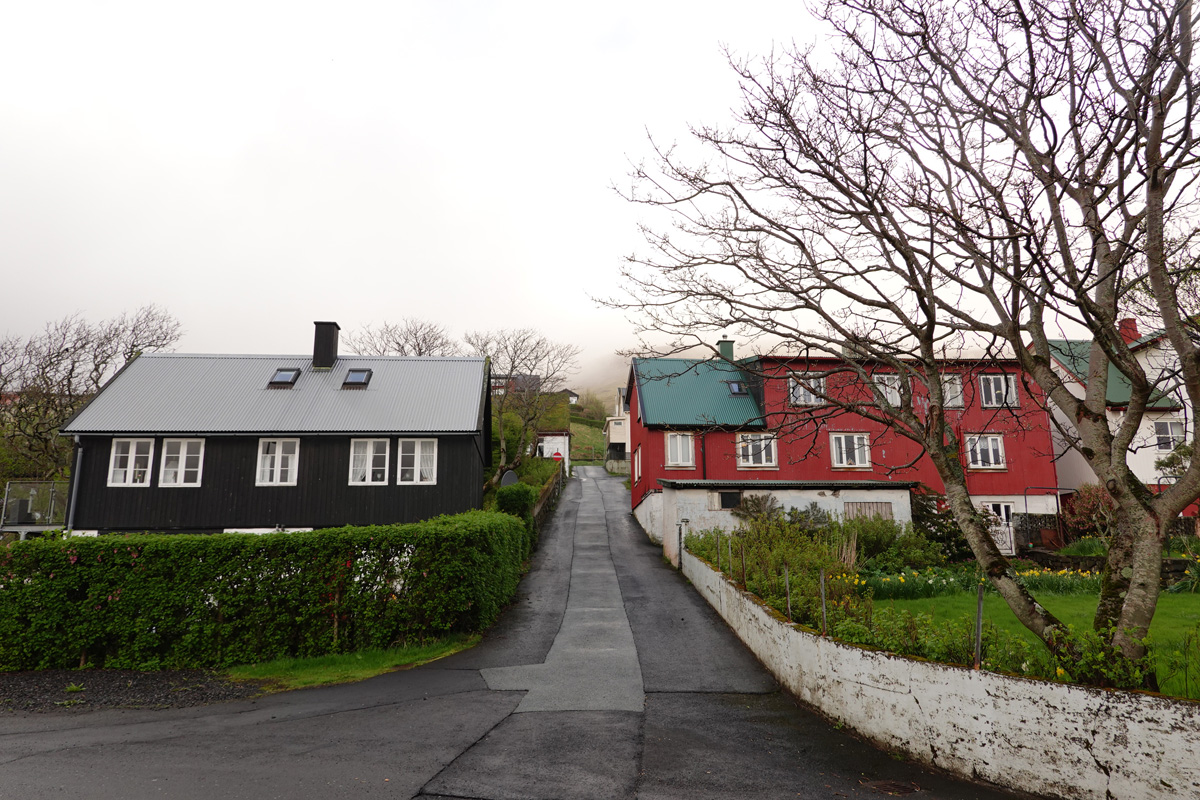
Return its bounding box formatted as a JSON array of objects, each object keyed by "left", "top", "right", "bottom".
[{"left": 70, "top": 434, "right": 485, "bottom": 532}]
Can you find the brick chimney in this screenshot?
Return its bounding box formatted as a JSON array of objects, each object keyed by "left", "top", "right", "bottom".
[
  {"left": 313, "top": 321, "right": 340, "bottom": 369},
  {"left": 1118, "top": 318, "right": 1141, "bottom": 344},
  {"left": 717, "top": 336, "right": 735, "bottom": 360}
]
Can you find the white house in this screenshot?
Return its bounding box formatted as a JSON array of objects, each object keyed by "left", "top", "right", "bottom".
[
  {"left": 603, "top": 387, "right": 629, "bottom": 462},
  {"left": 1046, "top": 320, "right": 1191, "bottom": 493}
]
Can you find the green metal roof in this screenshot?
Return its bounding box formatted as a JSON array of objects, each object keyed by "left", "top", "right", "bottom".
[
  {"left": 1046, "top": 340, "right": 1178, "bottom": 409},
  {"left": 632, "top": 358, "right": 764, "bottom": 428}
]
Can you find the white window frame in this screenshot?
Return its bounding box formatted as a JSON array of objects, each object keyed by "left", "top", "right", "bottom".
[
  {"left": 1156, "top": 420, "right": 1186, "bottom": 451},
  {"left": 788, "top": 373, "right": 825, "bottom": 406},
  {"left": 108, "top": 438, "right": 155, "bottom": 487},
  {"left": 398, "top": 438, "right": 437, "bottom": 485},
  {"left": 159, "top": 439, "right": 205, "bottom": 487},
  {"left": 980, "top": 374, "right": 1019, "bottom": 408},
  {"left": 737, "top": 433, "right": 777, "bottom": 468},
  {"left": 875, "top": 374, "right": 902, "bottom": 406},
  {"left": 941, "top": 374, "right": 965, "bottom": 408},
  {"left": 349, "top": 438, "right": 390, "bottom": 485},
  {"left": 830, "top": 432, "right": 871, "bottom": 468},
  {"left": 966, "top": 434, "right": 1006, "bottom": 469},
  {"left": 256, "top": 438, "right": 300, "bottom": 486},
  {"left": 633, "top": 446, "right": 642, "bottom": 484},
  {"left": 665, "top": 432, "right": 695, "bottom": 468},
  {"left": 981, "top": 502, "right": 1014, "bottom": 525}
]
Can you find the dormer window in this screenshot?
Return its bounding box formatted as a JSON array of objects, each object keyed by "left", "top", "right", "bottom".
[
  {"left": 268, "top": 368, "right": 301, "bottom": 388},
  {"left": 343, "top": 368, "right": 373, "bottom": 388},
  {"left": 728, "top": 381, "right": 748, "bottom": 395}
]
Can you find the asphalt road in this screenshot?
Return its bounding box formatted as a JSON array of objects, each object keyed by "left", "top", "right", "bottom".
[{"left": 0, "top": 468, "right": 1022, "bottom": 799}]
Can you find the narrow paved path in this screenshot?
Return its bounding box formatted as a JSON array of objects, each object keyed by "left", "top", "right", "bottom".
[{"left": 0, "top": 469, "right": 1021, "bottom": 799}]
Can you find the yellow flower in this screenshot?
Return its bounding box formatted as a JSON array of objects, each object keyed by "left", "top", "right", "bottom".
[
  {"left": 899, "top": 577, "right": 905, "bottom": 582},
  {"left": 1056, "top": 667, "right": 1065, "bottom": 678}
]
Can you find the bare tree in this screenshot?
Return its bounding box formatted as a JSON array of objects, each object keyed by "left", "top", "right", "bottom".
[
  {"left": 0, "top": 306, "right": 183, "bottom": 479},
  {"left": 344, "top": 319, "right": 461, "bottom": 357},
  {"left": 612, "top": 0, "right": 1200, "bottom": 679},
  {"left": 463, "top": 328, "right": 581, "bottom": 490}
]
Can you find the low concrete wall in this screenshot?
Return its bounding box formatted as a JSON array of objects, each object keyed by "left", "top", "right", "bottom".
[{"left": 681, "top": 550, "right": 1200, "bottom": 800}]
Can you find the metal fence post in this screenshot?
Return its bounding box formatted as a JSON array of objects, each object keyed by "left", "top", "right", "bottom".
[
  {"left": 820, "top": 569, "right": 828, "bottom": 636},
  {"left": 785, "top": 566, "right": 792, "bottom": 623}
]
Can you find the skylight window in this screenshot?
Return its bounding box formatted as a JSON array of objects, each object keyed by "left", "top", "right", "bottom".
[
  {"left": 268, "top": 368, "right": 301, "bottom": 388},
  {"left": 343, "top": 368, "right": 372, "bottom": 388},
  {"left": 728, "top": 381, "right": 748, "bottom": 395}
]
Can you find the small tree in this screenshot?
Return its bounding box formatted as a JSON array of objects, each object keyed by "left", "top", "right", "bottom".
[
  {"left": 343, "top": 318, "right": 461, "bottom": 357},
  {"left": 464, "top": 328, "right": 580, "bottom": 490},
  {"left": 0, "top": 306, "right": 182, "bottom": 479}
]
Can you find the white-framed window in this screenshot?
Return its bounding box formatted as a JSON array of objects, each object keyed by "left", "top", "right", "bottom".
[
  {"left": 108, "top": 438, "right": 154, "bottom": 487},
  {"left": 666, "top": 432, "right": 695, "bottom": 467},
  {"left": 1156, "top": 420, "right": 1186, "bottom": 451},
  {"left": 831, "top": 432, "right": 871, "bottom": 468},
  {"left": 940, "top": 374, "right": 964, "bottom": 408},
  {"left": 257, "top": 438, "right": 299, "bottom": 486},
  {"left": 966, "top": 434, "right": 1006, "bottom": 469},
  {"left": 875, "top": 374, "right": 902, "bottom": 406},
  {"left": 398, "top": 439, "right": 437, "bottom": 484},
  {"left": 789, "top": 373, "right": 825, "bottom": 406},
  {"left": 737, "top": 433, "right": 777, "bottom": 467},
  {"left": 633, "top": 446, "right": 642, "bottom": 484},
  {"left": 160, "top": 439, "right": 204, "bottom": 487},
  {"left": 980, "top": 374, "right": 1018, "bottom": 408},
  {"left": 981, "top": 502, "right": 1014, "bottom": 525},
  {"left": 349, "top": 438, "right": 390, "bottom": 485}
]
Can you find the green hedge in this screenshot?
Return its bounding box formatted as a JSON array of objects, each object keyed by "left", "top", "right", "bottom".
[{"left": 0, "top": 511, "right": 528, "bottom": 671}]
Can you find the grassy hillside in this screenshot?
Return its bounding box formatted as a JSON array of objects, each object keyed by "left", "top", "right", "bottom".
[{"left": 571, "top": 421, "right": 605, "bottom": 461}]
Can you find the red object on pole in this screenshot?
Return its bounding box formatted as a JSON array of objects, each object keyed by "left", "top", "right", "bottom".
[{"left": 552, "top": 451, "right": 563, "bottom": 462}]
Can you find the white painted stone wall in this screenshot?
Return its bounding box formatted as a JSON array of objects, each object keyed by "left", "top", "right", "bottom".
[
  {"left": 681, "top": 550, "right": 1200, "bottom": 800},
  {"left": 633, "top": 491, "right": 665, "bottom": 544}
]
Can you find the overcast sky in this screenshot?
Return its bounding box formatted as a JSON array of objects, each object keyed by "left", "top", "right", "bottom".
[{"left": 1, "top": 1, "right": 819, "bottom": 393}]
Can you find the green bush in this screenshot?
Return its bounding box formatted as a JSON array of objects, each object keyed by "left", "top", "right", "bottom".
[
  {"left": 910, "top": 489, "right": 973, "bottom": 562},
  {"left": 518, "top": 458, "right": 561, "bottom": 488},
  {"left": 496, "top": 482, "right": 539, "bottom": 551},
  {"left": 496, "top": 482, "right": 539, "bottom": 518},
  {"left": 851, "top": 516, "right": 945, "bottom": 573},
  {"left": 0, "top": 511, "right": 527, "bottom": 671}
]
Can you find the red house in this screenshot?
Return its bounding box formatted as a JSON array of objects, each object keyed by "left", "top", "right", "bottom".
[{"left": 626, "top": 341, "right": 1059, "bottom": 557}]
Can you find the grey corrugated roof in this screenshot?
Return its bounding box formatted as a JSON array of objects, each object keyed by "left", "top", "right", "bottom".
[{"left": 63, "top": 354, "right": 487, "bottom": 435}]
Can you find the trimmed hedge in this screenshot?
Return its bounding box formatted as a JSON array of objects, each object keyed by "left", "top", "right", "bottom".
[{"left": 0, "top": 511, "right": 528, "bottom": 671}]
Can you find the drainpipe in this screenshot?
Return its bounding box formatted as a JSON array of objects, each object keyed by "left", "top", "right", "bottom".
[{"left": 66, "top": 437, "right": 82, "bottom": 533}]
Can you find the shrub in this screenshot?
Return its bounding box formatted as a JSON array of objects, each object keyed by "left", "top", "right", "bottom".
[
  {"left": 911, "top": 488, "right": 973, "bottom": 562},
  {"left": 0, "top": 511, "right": 527, "bottom": 671},
  {"left": 1061, "top": 484, "right": 1117, "bottom": 541},
  {"left": 517, "top": 458, "right": 561, "bottom": 488},
  {"left": 851, "top": 516, "right": 945, "bottom": 573},
  {"left": 496, "top": 482, "right": 539, "bottom": 552}
]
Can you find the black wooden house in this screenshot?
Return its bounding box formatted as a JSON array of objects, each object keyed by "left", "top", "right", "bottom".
[{"left": 61, "top": 322, "right": 491, "bottom": 533}]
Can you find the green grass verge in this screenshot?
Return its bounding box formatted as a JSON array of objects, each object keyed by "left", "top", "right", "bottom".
[
  {"left": 884, "top": 593, "right": 1200, "bottom": 697},
  {"left": 225, "top": 633, "right": 481, "bottom": 692}
]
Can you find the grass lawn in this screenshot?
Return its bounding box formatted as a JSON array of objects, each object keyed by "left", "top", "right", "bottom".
[
  {"left": 883, "top": 593, "right": 1200, "bottom": 645},
  {"left": 884, "top": 592, "right": 1200, "bottom": 697},
  {"left": 225, "top": 633, "right": 480, "bottom": 692}
]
